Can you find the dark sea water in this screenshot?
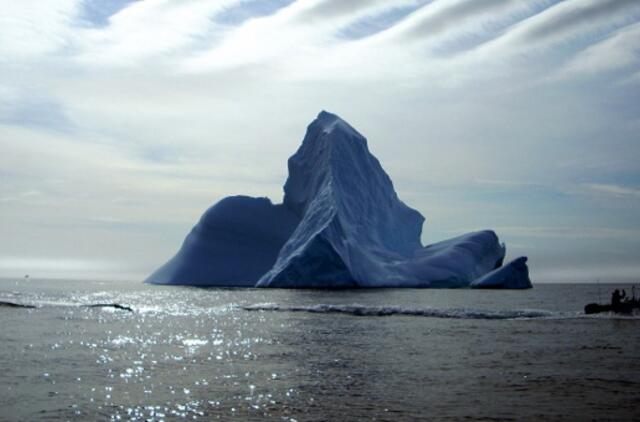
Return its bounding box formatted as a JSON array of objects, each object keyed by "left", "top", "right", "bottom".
[{"left": 1, "top": 279, "right": 639, "bottom": 421}]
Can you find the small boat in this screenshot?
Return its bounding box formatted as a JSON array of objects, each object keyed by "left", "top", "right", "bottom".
[{"left": 584, "top": 298, "right": 640, "bottom": 315}]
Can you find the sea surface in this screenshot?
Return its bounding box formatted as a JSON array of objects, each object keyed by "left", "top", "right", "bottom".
[{"left": 1, "top": 279, "right": 639, "bottom": 421}]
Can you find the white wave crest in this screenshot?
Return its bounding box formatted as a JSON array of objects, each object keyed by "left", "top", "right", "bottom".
[{"left": 242, "top": 303, "right": 564, "bottom": 320}]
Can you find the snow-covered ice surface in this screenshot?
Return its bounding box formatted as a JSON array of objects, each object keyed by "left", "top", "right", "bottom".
[{"left": 147, "top": 111, "right": 531, "bottom": 288}]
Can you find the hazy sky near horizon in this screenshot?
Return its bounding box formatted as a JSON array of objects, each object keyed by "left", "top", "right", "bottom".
[{"left": 1, "top": 0, "right": 640, "bottom": 282}]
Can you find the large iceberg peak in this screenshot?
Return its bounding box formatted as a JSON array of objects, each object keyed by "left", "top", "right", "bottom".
[
  {"left": 283, "top": 111, "right": 424, "bottom": 248},
  {"left": 315, "top": 110, "right": 360, "bottom": 136},
  {"left": 146, "top": 110, "right": 531, "bottom": 289},
  {"left": 260, "top": 111, "right": 426, "bottom": 287},
  {"left": 283, "top": 110, "right": 376, "bottom": 215}
]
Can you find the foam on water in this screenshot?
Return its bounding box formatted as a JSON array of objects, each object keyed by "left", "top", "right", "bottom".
[
  {"left": 3, "top": 291, "right": 639, "bottom": 320},
  {"left": 241, "top": 302, "right": 629, "bottom": 320},
  {"left": 0, "top": 292, "right": 235, "bottom": 317}
]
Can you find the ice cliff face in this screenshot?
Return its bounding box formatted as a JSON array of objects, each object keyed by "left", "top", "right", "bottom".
[{"left": 146, "top": 111, "right": 531, "bottom": 288}]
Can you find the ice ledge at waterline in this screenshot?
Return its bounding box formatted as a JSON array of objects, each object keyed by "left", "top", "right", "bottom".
[{"left": 146, "top": 111, "right": 532, "bottom": 289}]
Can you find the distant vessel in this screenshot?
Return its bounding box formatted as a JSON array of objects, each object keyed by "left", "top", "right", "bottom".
[
  {"left": 584, "top": 301, "right": 640, "bottom": 315},
  {"left": 585, "top": 287, "right": 639, "bottom": 314}
]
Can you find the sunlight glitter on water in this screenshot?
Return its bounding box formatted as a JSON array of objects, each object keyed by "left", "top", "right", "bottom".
[{"left": 2, "top": 279, "right": 639, "bottom": 420}]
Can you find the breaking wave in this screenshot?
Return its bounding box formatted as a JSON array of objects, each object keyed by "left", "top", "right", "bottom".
[{"left": 242, "top": 303, "right": 568, "bottom": 320}]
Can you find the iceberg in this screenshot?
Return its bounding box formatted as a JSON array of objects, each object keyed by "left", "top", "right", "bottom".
[{"left": 146, "top": 111, "right": 531, "bottom": 288}]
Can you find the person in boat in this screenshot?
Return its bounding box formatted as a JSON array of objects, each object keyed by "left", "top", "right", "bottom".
[{"left": 611, "top": 289, "right": 622, "bottom": 308}]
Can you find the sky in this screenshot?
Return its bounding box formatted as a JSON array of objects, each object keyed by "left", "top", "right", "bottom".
[{"left": 1, "top": 0, "right": 639, "bottom": 283}]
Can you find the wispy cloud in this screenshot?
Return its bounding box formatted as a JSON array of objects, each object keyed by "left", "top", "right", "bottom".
[
  {"left": 559, "top": 22, "right": 640, "bottom": 78},
  {"left": 582, "top": 183, "right": 640, "bottom": 199},
  {"left": 381, "top": 0, "right": 525, "bottom": 42},
  {"left": 0, "top": 256, "right": 117, "bottom": 272},
  {"left": 489, "top": 226, "right": 640, "bottom": 240},
  {"left": 76, "top": 0, "right": 140, "bottom": 28},
  {"left": 494, "top": 0, "right": 640, "bottom": 47},
  {"left": 474, "top": 178, "right": 546, "bottom": 188},
  {"left": 215, "top": 0, "right": 295, "bottom": 25},
  {"left": 72, "top": 0, "right": 243, "bottom": 66},
  {"left": 0, "top": 86, "right": 73, "bottom": 131}
]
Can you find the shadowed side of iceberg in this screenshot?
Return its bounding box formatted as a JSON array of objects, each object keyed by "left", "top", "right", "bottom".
[
  {"left": 375, "top": 230, "right": 507, "bottom": 288},
  {"left": 470, "top": 257, "right": 532, "bottom": 289},
  {"left": 145, "top": 196, "right": 299, "bottom": 286}
]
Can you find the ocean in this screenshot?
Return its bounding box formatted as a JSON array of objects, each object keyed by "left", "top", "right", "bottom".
[{"left": 1, "top": 279, "right": 639, "bottom": 421}]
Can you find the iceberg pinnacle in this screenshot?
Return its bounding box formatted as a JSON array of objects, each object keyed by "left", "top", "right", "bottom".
[{"left": 146, "top": 111, "right": 531, "bottom": 288}]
